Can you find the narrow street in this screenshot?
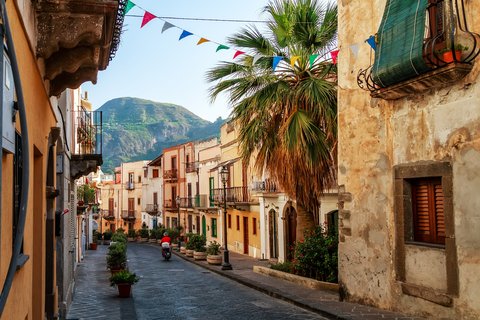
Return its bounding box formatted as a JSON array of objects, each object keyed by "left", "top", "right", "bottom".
[{"left": 67, "top": 243, "right": 327, "bottom": 320}]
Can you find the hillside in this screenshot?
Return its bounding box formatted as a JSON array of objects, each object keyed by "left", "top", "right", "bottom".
[{"left": 98, "top": 97, "right": 224, "bottom": 173}]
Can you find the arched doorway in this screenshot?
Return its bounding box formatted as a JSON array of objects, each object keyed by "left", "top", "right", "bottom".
[
  {"left": 268, "top": 209, "right": 279, "bottom": 259},
  {"left": 284, "top": 205, "right": 297, "bottom": 261}
]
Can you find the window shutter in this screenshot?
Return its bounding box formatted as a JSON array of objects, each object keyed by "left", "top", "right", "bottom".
[
  {"left": 434, "top": 182, "right": 445, "bottom": 241},
  {"left": 412, "top": 182, "right": 431, "bottom": 242}
]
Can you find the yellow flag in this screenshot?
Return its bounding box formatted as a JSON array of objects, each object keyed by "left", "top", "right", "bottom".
[
  {"left": 197, "top": 38, "right": 210, "bottom": 45},
  {"left": 290, "top": 56, "right": 300, "bottom": 67}
]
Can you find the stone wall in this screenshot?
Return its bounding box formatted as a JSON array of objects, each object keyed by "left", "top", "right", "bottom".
[{"left": 338, "top": 0, "right": 480, "bottom": 318}]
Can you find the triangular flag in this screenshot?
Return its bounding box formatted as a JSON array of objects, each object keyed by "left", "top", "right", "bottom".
[
  {"left": 366, "top": 35, "right": 376, "bottom": 51},
  {"left": 216, "top": 45, "right": 229, "bottom": 52},
  {"left": 252, "top": 54, "right": 262, "bottom": 65},
  {"left": 272, "top": 56, "right": 283, "bottom": 71},
  {"left": 290, "top": 56, "right": 300, "bottom": 67},
  {"left": 124, "top": 0, "right": 135, "bottom": 15},
  {"left": 349, "top": 43, "right": 359, "bottom": 58},
  {"left": 162, "top": 22, "right": 175, "bottom": 33},
  {"left": 197, "top": 38, "right": 210, "bottom": 45},
  {"left": 309, "top": 54, "right": 319, "bottom": 67},
  {"left": 330, "top": 50, "right": 339, "bottom": 64},
  {"left": 179, "top": 30, "right": 193, "bottom": 41},
  {"left": 141, "top": 11, "right": 156, "bottom": 28},
  {"left": 233, "top": 51, "right": 246, "bottom": 59}
]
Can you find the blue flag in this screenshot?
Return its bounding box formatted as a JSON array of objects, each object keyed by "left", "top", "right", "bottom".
[{"left": 366, "top": 35, "right": 376, "bottom": 51}]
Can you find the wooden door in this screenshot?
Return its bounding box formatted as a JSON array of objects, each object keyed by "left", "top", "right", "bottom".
[
  {"left": 285, "top": 206, "right": 297, "bottom": 261},
  {"left": 243, "top": 217, "right": 249, "bottom": 254},
  {"left": 196, "top": 216, "right": 200, "bottom": 234},
  {"left": 128, "top": 198, "right": 134, "bottom": 217},
  {"left": 269, "top": 209, "right": 278, "bottom": 259},
  {"left": 202, "top": 216, "right": 206, "bottom": 235}
]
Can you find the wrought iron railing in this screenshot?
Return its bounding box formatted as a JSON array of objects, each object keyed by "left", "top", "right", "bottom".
[
  {"left": 121, "top": 210, "right": 136, "bottom": 220},
  {"left": 251, "top": 179, "right": 279, "bottom": 193},
  {"left": 164, "top": 199, "right": 178, "bottom": 209},
  {"left": 102, "top": 209, "right": 115, "bottom": 220},
  {"left": 145, "top": 203, "right": 159, "bottom": 213},
  {"left": 179, "top": 197, "right": 194, "bottom": 208},
  {"left": 74, "top": 110, "right": 102, "bottom": 156},
  {"left": 164, "top": 169, "right": 178, "bottom": 180},
  {"left": 212, "top": 186, "right": 252, "bottom": 203},
  {"left": 193, "top": 194, "right": 208, "bottom": 208},
  {"left": 125, "top": 182, "right": 135, "bottom": 190},
  {"left": 185, "top": 162, "right": 197, "bottom": 173}
]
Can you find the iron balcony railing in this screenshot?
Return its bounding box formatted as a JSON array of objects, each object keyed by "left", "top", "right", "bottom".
[
  {"left": 121, "top": 210, "right": 136, "bottom": 220},
  {"left": 212, "top": 186, "right": 252, "bottom": 203},
  {"left": 185, "top": 162, "right": 197, "bottom": 173},
  {"left": 163, "top": 169, "right": 178, "bottom": 180},
  {"left": 194, "top": 194, "right": 208, "bottom": 208},
  {"left": 102, "top": 209, "right": 115, "bottom": 220},
  {"left": 74, "top": 110, "right": 102, "bottom": 156},
  {"left": 164, "top": 199, "right": 178, "bottom": 210},
  {"left": 145, "top": 203, "right": 159, "bottom": 213},
  {"left": 179, "top": 197, "right": 194, "bottom": 208},
  {"left": 251, "top": 179, "right": 279, "bottom": 193},
  {"left": 125, "top": 182, "right": 135, "bottom": 190}
]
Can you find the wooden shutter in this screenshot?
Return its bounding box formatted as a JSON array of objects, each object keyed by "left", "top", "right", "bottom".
[{"left": 412, "top": 178, "right": 445, "bottom": 245}]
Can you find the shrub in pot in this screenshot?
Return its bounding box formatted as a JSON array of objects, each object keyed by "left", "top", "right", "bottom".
[
  {"left": 139, "top": 228, "right": 149, "bottom": 242},
  {"left": 149, "top": 229, "right": 158, "bottom": 243},
  {"left": 106, "top": 242, "right": 127, "bottom": 272},
  {"left": 103, "top": 230, "right": 113, "bottom": 244},
  {"left": 127, "top": 229, "right": 136, "bottom": 241},
  {"left": 110, "top": 269, "right": 139, "bottom": 298},
  {"left": 189, "top": 234, "right": 207, "bottom": 260},
  {"left": 206, "top": 241, "right": 222, "bottom": 265},
  {"left": 112, "top": 232, "right": 127, "bottom": 244}
]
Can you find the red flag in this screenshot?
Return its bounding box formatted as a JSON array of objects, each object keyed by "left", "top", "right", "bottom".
[
  {"left": 330, "top": 49, "right": 339, "bottom": 64},
  {"left": 233, "top": 50, "right": 246, "bottom": 59},
  {"left": 141, "top": 11, "right": 156, "bottom": 28}
]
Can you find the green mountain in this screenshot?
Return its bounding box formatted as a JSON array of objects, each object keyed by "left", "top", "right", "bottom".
[{"left": 98, "top": 97, "right": 224, "bottom": 173}]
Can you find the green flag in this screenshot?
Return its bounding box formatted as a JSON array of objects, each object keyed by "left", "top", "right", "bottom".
[
  {"left": 125, "top": 1, "right": 135, "bottom": 15},
  {"left": 216, "top": 45, "right": 229, "bottom": 52}
]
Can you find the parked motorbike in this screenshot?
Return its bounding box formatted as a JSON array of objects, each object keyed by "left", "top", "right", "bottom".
[{"left": 161, "top": 242, "right": 171, "bottom": 261}]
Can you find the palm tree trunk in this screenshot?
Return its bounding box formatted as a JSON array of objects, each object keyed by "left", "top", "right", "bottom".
[{"left": 295, "top": 203, "right": 315, "bottom": 242}]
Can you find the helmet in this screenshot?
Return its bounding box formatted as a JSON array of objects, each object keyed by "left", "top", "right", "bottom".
[{"left": 164, "top": 232, "right": 168, "bottom": 236}]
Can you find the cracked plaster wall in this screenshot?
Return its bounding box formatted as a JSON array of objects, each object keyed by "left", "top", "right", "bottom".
[{"left": 338, "top": 0, "right": 480, "bottom": 318}]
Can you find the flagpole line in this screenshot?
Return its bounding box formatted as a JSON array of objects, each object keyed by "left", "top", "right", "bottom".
[{"left": 126, "top": 14, "right": 268, "bottom": 24}]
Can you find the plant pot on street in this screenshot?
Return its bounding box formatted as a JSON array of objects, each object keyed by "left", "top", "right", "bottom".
[
  {"left": 207, "top": 254, "right": 222, "bottom": 265},
  {"left": 185, "top": 249, "right": 194, "bottom": 257},
  {"left": 117, "top": 283, "right": 132, "bottom": 298},
  {"left": 89, "top": 243, "right": 97, "bottom": 250},
  {"left": 180, "top": 247, "right": 186, "bottom": 254},
  {"left": 140, "top": 238, "right": 148, "bottom": 243},
  {"left": 193, "top": 251, "right": 207, "bottom": 261},
  {"left": 149, "top": 239, "right": 157, "bottom": 243}
]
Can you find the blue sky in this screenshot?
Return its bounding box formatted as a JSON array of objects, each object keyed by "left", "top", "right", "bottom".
[{"left": 84, "top": 0, "right": 270, "bottom": 122}]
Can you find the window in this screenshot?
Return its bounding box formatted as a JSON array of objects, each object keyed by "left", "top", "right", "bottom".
[
  {"left": 411, "top": 178, "right": 445, "bottom": 245},
  {"left": 166, "top": 217, "right": 171, "bottom": 228},
  {"left": 253, "top": 218, "right": 257, "bottom": 235},
  {"left": 211, "top": 218, "right": 217, "bottom": 237},
  {"left": 144, "top": 168, "right": 148, "bottom": 178},
  {"left": 236, "top": 215, "right": 240, "bottom": 230},
  {"left": 228, "top": 214, "right": 232, "bottom": 229},
  {"left": 137, "top": 198, "right": 141, "bottom": 206},
  {"left": 128, "top": 172, "right": 134, "bottom": 183},
  {"left": 138, "top": 175, "right": 141, "bottom": 183},
  {"left": 152, "top": 169, "right": 159, "bottom": 178},
  {"left": 172, "top": 217, "right": 178, "bottom": 228}
]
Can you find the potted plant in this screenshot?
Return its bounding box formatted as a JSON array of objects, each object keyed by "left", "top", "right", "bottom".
[
  {"left": 90, "top": 231, "right": 98, "bottom": 250},
  {"left": 185, "top": 235, "right": 195, "bottom": 257},
  {"left": 112, "top": 232, "right": 127, "bottom": 244},
  {"left": 437, "top": 43, "right": 469, "bottom": 63},
  {"left": 103, "top": 230, "right": 113, "bottom": 245},
  {"left": 127, "top": 229, "right": 136, "bottom": 242},
  {"left": 149, "top": 229, "right": 158, "bottom": 243},
  {"left": 96, "top": 231, "right": 103, "bottom": 245},
  {"left": 106, "top": 242, "right": 127, "bottom": 274},
  {"left": 139, "top": 227, "right": 149, "bottom": 242},
  {"left": 110, "top": 269, "right": 139, "bottom": 298},
  {"left": 206, "top": 241, "right": 222, "bottom": 265},
  {"left": 191, "top": 234, "right": 207, "bottom": 261}
]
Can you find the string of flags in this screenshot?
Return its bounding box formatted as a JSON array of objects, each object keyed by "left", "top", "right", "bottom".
[{"left": 123, "top": 0, "right": 340, "bottom": 70}]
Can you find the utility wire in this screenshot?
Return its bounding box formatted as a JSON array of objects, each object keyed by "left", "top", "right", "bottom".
[{"left": 125, "top": 14, "right": 268, "bottom": 23}]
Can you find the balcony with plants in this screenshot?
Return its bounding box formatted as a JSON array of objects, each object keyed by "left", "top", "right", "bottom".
[
  {"left": 357, "top": 0, "right": 479, "bottom": 100},
  {"left": 102, "top": 209, "right": 115, "bottom": 221},
  {"left": 145, "top": 203, "right": 159, "bottom": 215},
  {"left": 121, "top": 210, "right": 136, "bottom": 221}
]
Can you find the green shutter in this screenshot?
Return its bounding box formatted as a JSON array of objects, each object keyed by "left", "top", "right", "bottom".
[{"left": 372, "top": 0, "right": 432, "bottom": 87}]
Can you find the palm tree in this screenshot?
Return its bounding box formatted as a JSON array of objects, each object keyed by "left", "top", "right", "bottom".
[{"left": 207, "top": 0, "right": 337, "bottom": 238}]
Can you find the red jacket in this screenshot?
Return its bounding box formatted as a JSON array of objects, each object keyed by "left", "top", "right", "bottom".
[{"left": 161, "top": 236, "right": 171, "bottom": 244}]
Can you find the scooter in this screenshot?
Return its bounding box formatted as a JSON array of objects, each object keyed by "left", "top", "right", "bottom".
[{"left": 161, "top": 242, "right": 171, "bottom": 261}]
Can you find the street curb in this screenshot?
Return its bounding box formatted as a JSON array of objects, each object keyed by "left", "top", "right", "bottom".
[{"left": 171, "top": 250, "right": 344, "bottom": 320}]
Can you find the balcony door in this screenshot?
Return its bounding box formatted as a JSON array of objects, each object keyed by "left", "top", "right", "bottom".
[
  {"left": 268, "top": 209, "right": 279, "bottom": 259},
  {"left": 209, "top": 177, "right": 214, "bottom": 207},
  {"left": 108, "top": 198, "right": 114, "bottom": 215},
  {"left": 243, "top": 217, "right": 249, "bottom": 255},
  {"left": 128, "top": 198, "right": 134, "bottom": 217}
]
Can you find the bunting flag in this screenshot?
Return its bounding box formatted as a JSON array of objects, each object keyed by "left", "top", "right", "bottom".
[
  {"left": 141, "top": 11, "right": 156, "bottom": 28},
  {"left": 330, "top": 50, "right": 339, "bottom": 64},
  {"left": 125, "top": 0, "right": 135, "bottom": 15},
  {"left": 233, "top": 50, "right": 246, "bottom": 59},
  {"left": 366, "top": 35, "right": 376, "bottom": 51},
  {"left": 179, "top": 30, "right": 193, "bottom": 41},
  {"left": 349, "top": 43, "right": 359, "bottom": 58},
  {"left": 290, "top": 56, "right": 300, "bottom": 67},
  {"left": 216, "top": 45, "right": 229, "bottom": 52},
  {"left": 197, "top": 38, "right": 210, "bottom": 45},
  {"left": 161, "top": 22, "right": 175, "bottom": 33},
  {"left": 309, "top": 54, "right": 319, "bottom": 67},
  {"left": 252, "top": 54, "right": 262, "bottom": 65},
  {"left": 272, "top": 56, "right": 283, "bottom": 71}
]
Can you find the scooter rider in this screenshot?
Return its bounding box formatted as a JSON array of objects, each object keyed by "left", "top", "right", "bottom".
[
  {"left": 160, "top": 232, "right": 172, "bottom": 260},
  {"left": 160, "top": 232, "right": 171, "bottom": 245}
]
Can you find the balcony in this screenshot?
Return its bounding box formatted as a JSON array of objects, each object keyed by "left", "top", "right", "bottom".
[
  {"left": 121, "top": 210, "right": 136, "bottom": 221},
  {"left": 179, "top": 197, "right": 194, "bottom": 208},
  {"left": 35, "top": 0, "right": 126, "bottom": 96},
  {"left": 212, "top": 186, "right": 253, "bottom": 204},
  {"left": 163, "top": 169, "right": 178, "bottom": 181},
  {"left": 71, "top": 111, "right": 103, "bottom": 179},
  {"left": 357, "top": 0, "right": 479, "bottom": 100},
  {"left": 164, "top": 199, "right": 178, "bottom": 210},
  {"left": 193, "top": 194, "right": 209, "bottom": 208},
  {"left": 125, "top": 182, "right": 135, "bottom": 190},
  {"left": 145, "top": 204, "right": 159, "bottom": 215},
  {"left": 251, "top": 179, "right": 280, "bottom": 193},
  {"left": 102, "top": 209, "right": 115, "bottom": 221},
  {"left": 186, "top": 162, "right": 197, "bottom": 173}
]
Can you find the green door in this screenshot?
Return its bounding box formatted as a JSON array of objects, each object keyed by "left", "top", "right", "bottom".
[{"left": 202, "top": 216, "right": 206, "bottom": 236}]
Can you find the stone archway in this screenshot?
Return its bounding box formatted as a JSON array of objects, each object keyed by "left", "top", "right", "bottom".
[{"left": 284, "top": 204, "right": 297, "bottom": 261}]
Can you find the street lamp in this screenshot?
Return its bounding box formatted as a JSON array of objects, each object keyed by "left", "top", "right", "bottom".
[
  {"left": 176, "top": 195, "right": 181, "bottom": 250},
  {"left": 220, "top": 166, "right": 232, "bottom": 270}
]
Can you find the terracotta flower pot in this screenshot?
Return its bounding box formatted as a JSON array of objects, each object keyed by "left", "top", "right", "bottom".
[
  {"left": 90, "top": 243, "right": 97, "bottom": 250},
  {"left": 180, "top": 247, "right": 186, "bottom": 254},
  {"left": 193, "top": 251, "right": 207, "bottom": 261},
  {"left": 117, "top": 283, "right": 132, "bottom": 298},
  {"left": 442, "top": 50, "right": 461, "bottom": 63},
  {"left": 186, "top": 249, "right": 194, "bottom": 257},
  {"left": 207, "top": 254, "right": 222, "bottom": 265}
]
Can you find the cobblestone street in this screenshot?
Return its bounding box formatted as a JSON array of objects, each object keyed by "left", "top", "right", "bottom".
[{"left": 66, "top": 243, "right": 327, "bottom": 320}]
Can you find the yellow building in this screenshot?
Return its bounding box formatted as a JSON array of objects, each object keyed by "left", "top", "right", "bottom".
[{"left": 0, "top": 1, "right": 124, "bottom": 319}]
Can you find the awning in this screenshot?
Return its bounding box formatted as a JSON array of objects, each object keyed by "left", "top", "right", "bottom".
[{"left": 209, "top": 157, "right": 241, "bottom": 172}]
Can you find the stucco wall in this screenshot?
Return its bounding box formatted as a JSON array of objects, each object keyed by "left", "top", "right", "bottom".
[{"left": 338, "top": 0, "right": 480, "bottom": 318}]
